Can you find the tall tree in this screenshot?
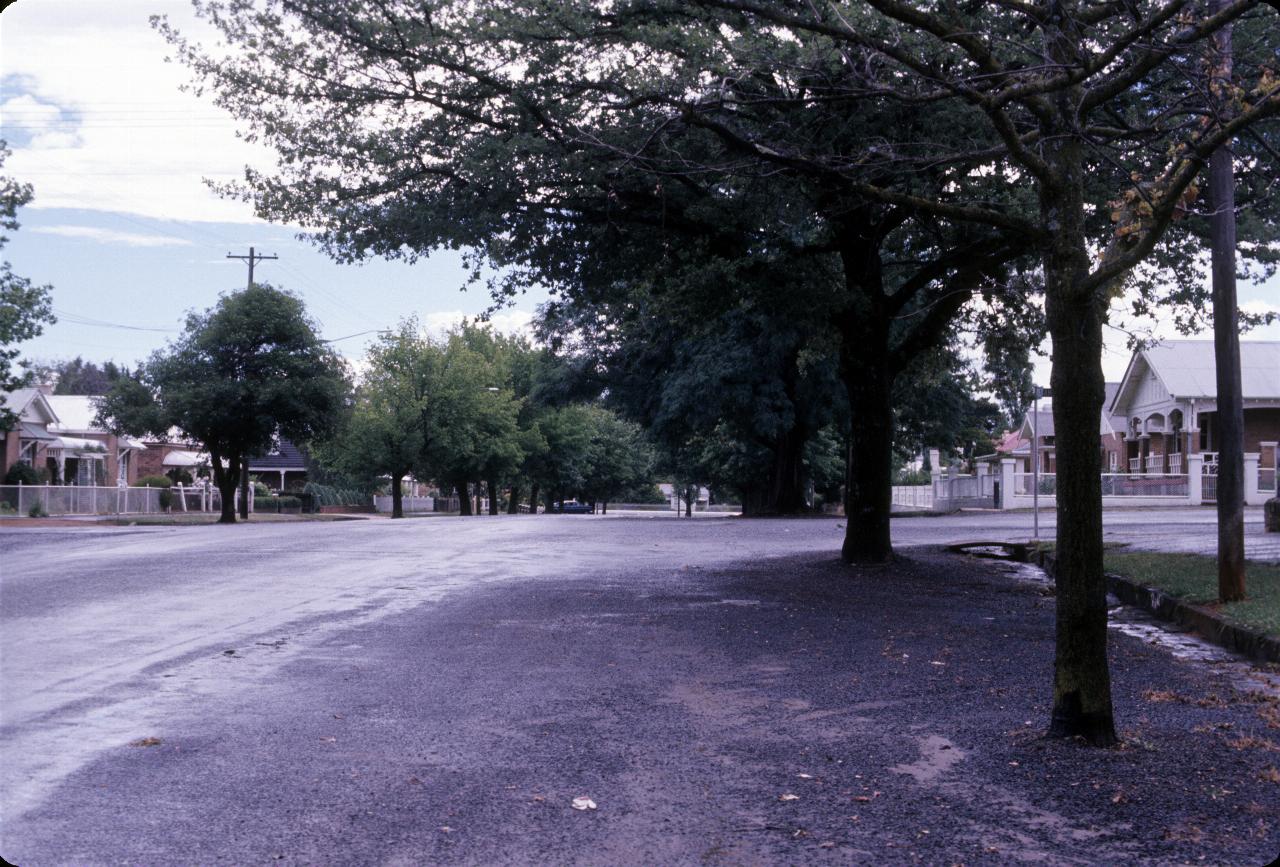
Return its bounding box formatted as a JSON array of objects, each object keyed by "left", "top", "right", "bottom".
[
  {"left": 0, "top": 141, "right": 55, "bottom": 428},
  {"left": 98, "top": 285, "right": 348, "bottom": 523},
  {"left": 317, "top": 320, "right": 438, "bottom": 519}
]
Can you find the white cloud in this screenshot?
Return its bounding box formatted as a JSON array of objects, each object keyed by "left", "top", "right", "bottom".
[
  {"left": 31, "top": 225, "right": 194, "bottom": 247},
  {"left": 1, "top": 1, "right": 270, "bottom": 223},
  {"left": 419, "top": 309, "right": 534, "bottom": 337}
]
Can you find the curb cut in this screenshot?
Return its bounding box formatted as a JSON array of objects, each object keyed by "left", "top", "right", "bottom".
[{"left": 1039, "top": 552, "right": 1280, "bottom": 666}]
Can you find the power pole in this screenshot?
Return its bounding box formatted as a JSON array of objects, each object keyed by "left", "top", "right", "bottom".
[
  {"left": 1208, "top": 0, "right": 1246, "bottom": 602},
  {"left": 225, "top": 246, "right": 277, "bottom": 520},
  {"left": 226, "top": 246, "right": 278, "bottom": 290}
]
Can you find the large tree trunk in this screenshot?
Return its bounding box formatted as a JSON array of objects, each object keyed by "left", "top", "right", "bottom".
[
  {"left": 1040, "top": 88, "right": 1117, "bottom": 744},
  {"left": 487, "top": 478, "right": 499, "bottom": 515},
  {"left": 1208, "top": 9, "right": 1245, "bottom": 602},
  {"left": 390, "top": 473, "right": 404, "bottom": 519},
  {"left": 508, "top": 485, "right": 521, "bottom": 514},
  {"left": 210, "top": 451, "right": 238, "bottom": 524},
  {"left": 838, "top": 320, "right": 895, "bottom": 563},
  {"left": 238, "top": 461, "right": 250, "bottom": 520},
  {"left": 529, "top": 483, "right": 540, "bottom": 514},
  {"left": 457, "top": 481, "right": 473, "bottom": 516}
]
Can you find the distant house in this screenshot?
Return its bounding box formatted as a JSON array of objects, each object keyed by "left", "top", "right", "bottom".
[
  {"left": 248, "top": 437, "right": 310, "bottom": 492},
  {"left": 982, "top": 383, "right": 1123, "bottom": 474},
  {"left": 1, "top": 389, "right": 146, "bottom": 486},
  {"left": 1, "top": 388, "right": 60, "bottom": 480},
  {"left": 1107, "top": 340, "right": 1280, "bottom": 475},
  {"left": 45, "top": 395, "right": 147, "bottom": 486},
  {"left": 135, "top": 430, "right": 210, "bottom": 481}
]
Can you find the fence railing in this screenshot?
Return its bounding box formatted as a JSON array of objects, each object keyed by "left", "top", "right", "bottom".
[
  {"left": 1012, "top": 473, "right": 1191, "bottom": 498},
  {"left": 891, "top": 484, "right": 934, "bottom": 509},
  {"left": 373, "top": 495, "right": 435, "bottom": 513},
  {"left": 0, "top": 484, "right": 225, "bottom": 517}
]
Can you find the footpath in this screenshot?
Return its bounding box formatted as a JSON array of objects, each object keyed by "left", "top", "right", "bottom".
[{"left": 7, "top": 547, "right": 1280, "bottom": 865}]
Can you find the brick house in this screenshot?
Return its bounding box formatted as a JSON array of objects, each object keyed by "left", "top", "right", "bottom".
[
  {"left": 248, "top": 437, "right": 310, "bottom": 492},
  {"left": 45, "top": 395, "right": 146, "bottom": 486},
  {"left": 1, "top": 388, "right": 60, "bottom": 480},
  {"left": 1107, "top": 340, "right": 1280, "bottom": 477}
]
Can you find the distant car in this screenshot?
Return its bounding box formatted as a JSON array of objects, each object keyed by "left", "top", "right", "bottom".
[{"left": 554, "top": 500, "right": 592, "bottom": 514}]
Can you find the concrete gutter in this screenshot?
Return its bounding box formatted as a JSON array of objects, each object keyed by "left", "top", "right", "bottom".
[{"left": 1037, "top": 551, "right": 1280, "bottom": 666}]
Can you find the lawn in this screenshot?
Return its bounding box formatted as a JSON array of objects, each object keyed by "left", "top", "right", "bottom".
[{"left": 1103, "top": 550, "right": 1280, "bottom": 636}]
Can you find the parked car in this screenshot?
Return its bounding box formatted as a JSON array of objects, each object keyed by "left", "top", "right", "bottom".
[{"left": 554, "top": 500, "right": 592, "bottom": 514}]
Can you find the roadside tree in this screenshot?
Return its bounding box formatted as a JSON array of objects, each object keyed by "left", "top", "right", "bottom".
[{"left": 97, "top": 285, "right": 348, "bottom": 523}]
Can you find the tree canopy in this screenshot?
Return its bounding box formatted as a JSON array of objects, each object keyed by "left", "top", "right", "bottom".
[{"left": 98, "top": 284, "right": 348, "bottom": 522}]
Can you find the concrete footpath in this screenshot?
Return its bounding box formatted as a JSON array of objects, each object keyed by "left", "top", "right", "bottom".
[{"left": 4, "top": 537, "right": 1279, "bottom": 865}]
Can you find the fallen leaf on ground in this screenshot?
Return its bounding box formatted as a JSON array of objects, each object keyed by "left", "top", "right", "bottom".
[
  {"left": 779, "top": 794, "right": 800, "bottom": 802},
  {"left": 130, "top": 737, "right": 162, "bottom": 747},
  {"left": 796, "top": 773, "right": 813, "bottom": 779},
  {"left": 572, "top": 797, "right": 597, "bottom": 811}
]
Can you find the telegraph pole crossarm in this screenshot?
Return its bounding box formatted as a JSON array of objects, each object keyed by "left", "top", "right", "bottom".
[{"left": 226, "top": 246, "right": 278, "bottom": 289}]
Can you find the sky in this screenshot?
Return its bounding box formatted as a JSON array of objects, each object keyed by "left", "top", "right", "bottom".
[
  {"left": 0, "top": 0, "right": 1277, "bottom": 386},
  {"left": 0, "top": 0, "right": 541, "bottom": 370}
]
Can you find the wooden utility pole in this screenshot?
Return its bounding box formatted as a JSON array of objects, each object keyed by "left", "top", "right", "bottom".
[
  {"left": 226, "top": 247, "right": 278, "bottom": 520},
  {"left": 1208, "top": 2, "right": 1246, "bottom": 602},
  {"left": 226, "top": 246, "right": 278, "bottom": 290}
]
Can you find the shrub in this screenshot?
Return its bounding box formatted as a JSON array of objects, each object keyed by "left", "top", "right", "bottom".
[
  {"left": 278, "top": 495, "right": 301, "bottom": 509},
  {"left": 28, "top": 501, "right": 47, "bottom": 518},
  {"left": 166, "top": 468, "right": 194, "bottom": 486},
  {"left": 253, "top": 480, "right": 272, "bottom": 497},
  {"left": 158, "top": 488, "right": 174, "bottom": 511},
  {"left": 4, "top": 463, "right": 41, "bottom": 486},
  {"left": 0, "top": 501, "right": 16, "bottom": 515},
  {"left": 137, "top": 475, "right": 172, "bottom": 488}
]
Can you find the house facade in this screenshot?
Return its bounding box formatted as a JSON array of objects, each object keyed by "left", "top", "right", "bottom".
[
  {"left": 1, "top": 389, "right": 146, "bottom": 486},
  {"left": 46, "top": 394, "right": 146, "bottom": 486},
  {"left": 1107, "top": 340, "right": 1280, "bottom": 478},
  {"left": 248, "top": 437, "right": 310, "bottom": 492},
  {"left": 1, "top": 388, "right": 60, "bottom": 480}
]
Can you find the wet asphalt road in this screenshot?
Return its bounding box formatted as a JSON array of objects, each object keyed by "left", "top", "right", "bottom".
[{"left": 2, "top": 512, "right": 1279, "bottom": 865}]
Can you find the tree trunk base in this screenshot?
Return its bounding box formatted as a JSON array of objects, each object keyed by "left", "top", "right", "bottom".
[{"left": 1049, "top": 695, "right": 1118, "bottom": 746}]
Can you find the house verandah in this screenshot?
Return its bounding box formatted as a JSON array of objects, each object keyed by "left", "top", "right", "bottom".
[{"left": 1107, "top": 340, "right": 1280, "bottom": 497}]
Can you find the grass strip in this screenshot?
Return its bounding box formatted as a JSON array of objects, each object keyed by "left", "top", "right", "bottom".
[{"left": 1103, "top": 550, "right": 1280, "bottom": 637}]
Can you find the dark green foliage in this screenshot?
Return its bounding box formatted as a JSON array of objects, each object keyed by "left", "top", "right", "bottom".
[
  {"left": 97, "top": 284, "right": 348, "bottom": 523},
  {"left": 4, "top": 462, "right": 40, "bottom": 485},
  {"left": 136, "top": 475, "right": 172, "bottom": 489},
  {"left": 157, "top": 488, "right": 173, "bottom": 511}
]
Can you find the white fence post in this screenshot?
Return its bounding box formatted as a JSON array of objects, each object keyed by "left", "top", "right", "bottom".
[
  {"left": 1186, "top": 453, "right": 1204, "bottom": 505},
  {"left": 999, "top": 459, "right": 1016, "bottom": 509},
  {"left": 1245, "top": 452, "right": 1262, "bottom": 506}
]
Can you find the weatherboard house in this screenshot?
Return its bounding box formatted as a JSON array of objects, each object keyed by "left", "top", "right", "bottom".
[
  {"left": 1, "top": 389, "right": 145, "bottom": 486},
  {"left": 1106, "top": 340, "right": 1280, "bottom": 478}
]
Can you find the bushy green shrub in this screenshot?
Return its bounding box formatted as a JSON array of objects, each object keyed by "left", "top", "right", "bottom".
[
  {"left": 166, "top": 468, "right": 194, "bottom": 486},
  {"left": 28, "top": 501, "right": 47, "bottom": 518},
  {"left": 278, "top": 495, "right": 301, "bottom": 509},
  {"left": 158, "top": 488, "right": 174, "bottom": 511},
  {"left": 0, "top": 501, "right": 15, "bottom": 515},
  {"left": 252, "top": 480, "right": 272, "bottom": 497},
  {"left": 303, "top": 481, "right": 364, "bottom": 507},
  {"left": 4, "top": 463, "right": 41, "bottom": 485},
  {"left": 137, "top": 475, "right": 172, "bottom": 488}
]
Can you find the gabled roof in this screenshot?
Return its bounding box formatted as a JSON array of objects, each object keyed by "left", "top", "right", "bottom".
[
  {"left": 46, "top": 395, "right": 105, "bottom": 434},
  {"left": 2, "top": 388, "right": 59, "bottom": 426},
  {"left": 248, "top": 437, "right": 309, "bottom": 471},
  {"left": 1111, "top": 340, "right": 1280, "bottom": 411}
]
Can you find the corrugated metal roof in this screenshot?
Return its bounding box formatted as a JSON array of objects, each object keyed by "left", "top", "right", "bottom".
[
  {"left": 1143, "top": 340, "right": 1280, "bottom": 399},
  {"left": 46, "top": 395, "right": 105, "bottom": 433}
]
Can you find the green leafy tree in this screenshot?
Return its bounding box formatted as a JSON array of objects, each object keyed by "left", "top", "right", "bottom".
[
  {"left": 577, "top": 405, "right": 654, "bottom": 513},
  {"left": 317, "top": 320, "right": 438, "bottom": 518},
  {"left": 0, "top": 142, "right": 55, "bottom": 429},
  {"left": 48, "top": 357, "right": 126, "bottom": 395},
  {"left": 97, "top": 284, "right": 348, "bottom": 523}
]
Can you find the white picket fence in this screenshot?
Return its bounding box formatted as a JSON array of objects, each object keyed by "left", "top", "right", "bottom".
[{"left": 0, "top": 484, "right": 227, "bottom": 517}]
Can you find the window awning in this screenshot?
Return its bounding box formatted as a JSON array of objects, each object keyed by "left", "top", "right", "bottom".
[
  {"left": 49, "top": 436, "right": 107, "bottom": 456},
  {"left": 162, "top": 449, "right": 209, "bottom": 468},
  {"left": 19, "top": 422, "right": 58, "bottom": 441},
  {"left": 118, "top": 436, "right": 147, "bottom": 450}
]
